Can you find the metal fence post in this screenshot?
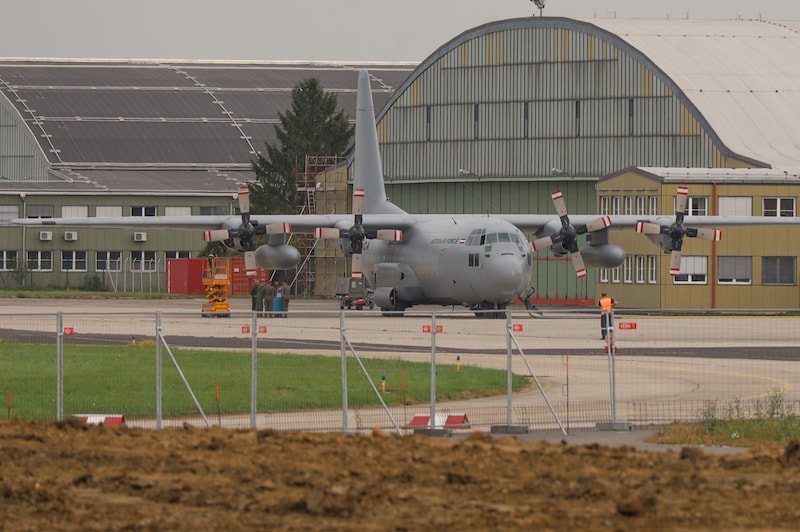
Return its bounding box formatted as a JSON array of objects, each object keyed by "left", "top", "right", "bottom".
[
  {"left": 250, "top": 311, "right": 258, "bottom": 429},
  {"left": 56, "top": 312, "right": 63, "bottom": 421},
  {"left": 340, "top": 310, "right": 348, "bottom": 432},
  {"left": 155, "top": 311, "right": 162, "bottom": 430},
  {"left": 505, "top": 310, "right": 513, "bottom": 427},
  {"left": 429, "top": 312, "right": 437, "bottom": 428}
]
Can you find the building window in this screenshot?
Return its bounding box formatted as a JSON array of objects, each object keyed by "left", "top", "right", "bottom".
[
  {"left": 165, "top": 207, "right": 192, "bottom": 217},
  {"left": 718, "top": 257, "right": 752, "bottom": 285},
  {"left": 131, "top": 206, "right": 157, "bottom": 217},
  {"left": 600, "top": 196, "right": 610, "bottom": 215},
  {"left": 624, "top": 196, "right": 633, "bottom": 215},
  {"left": 27, "top": 205, "right": 54, "bottom": 219},
  {"left": 611, "top": 266, "right": 621, "bottom": 283},
  {"left": 62, "top": 206, "right": 88, "bottom": 218},
  {"left": 599, "top": 268, "right": 609, "bottom": 283},
  {"left": 0, "top": 205, "right": 19, "bottom": 225},
  {"left": 635, "top": 255, "right": 645, "bottom": 284},
  {"left": 718, "top": 197, "right": 752, "bottom": 216},
  {"left": 96, "top": 206, "right": 123, "bottom": 217},
  {"left": 165, "top": 251, "right": 192, "bottom": 259},
  {"left": 763, "top": 197, "right": 795, "bottom": 217},
  {"left": 27, "top": 250, "right": 53, "bottom": 271},
  {"left": 762, "top": 256, "right": 796, "bottom": 285},
  {"left": 673, "top": 256, "right": 707, "bottom": 284},
  {"left": 647, "top": 255, "right": 658, "bottom": 284},
  {"left": 636, "top": 196, "right": 647, "bottom": 216},
  {"left": 623, "top": 255, "right": 633, "bottom": 283},
  {"left": 612, "top": 197, "right": 621, "bottom": 215},
  {"left": 96, "top": 251, "right": 122, "bottom": 272},
  {"left": 62, "top": 250, "right": 88, "bottom": 272},
  {"left": 0, "top": 250, "right": 18, "bottom": 271},
  {"left": 675, "top": 196, "right": 707, "bottom": 216},
  {"left": 130, "top": 251, "right": 157, "bottom": 272},
  {"left": 648, "top": 196, "right": 658, "bottom": 215},
  {"left": 200, "top": 206, "right": 226, "bottom": 216}
]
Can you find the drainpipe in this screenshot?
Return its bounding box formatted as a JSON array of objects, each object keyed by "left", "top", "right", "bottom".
[
  {"left": 20, "top": 192, "right": 26, "bottom": 288},
  {"left": 711, "top": 183, "right": 717, "bottom": 309}
]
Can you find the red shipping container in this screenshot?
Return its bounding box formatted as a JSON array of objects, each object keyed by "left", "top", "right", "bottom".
[{"left": 166, "top": 257, "right": 271, "bottom": 296}]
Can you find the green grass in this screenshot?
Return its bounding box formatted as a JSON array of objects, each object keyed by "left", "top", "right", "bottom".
[
  {"left": 651, "top": 390, "right": 800, "bottom": 448},
  {"left": 0, "top": 341, "right": 527, "bottom": 421}
]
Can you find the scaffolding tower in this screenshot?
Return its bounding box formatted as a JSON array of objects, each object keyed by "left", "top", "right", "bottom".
[{"left": 293, "top": 155, "right": 348, "bottom": 296}]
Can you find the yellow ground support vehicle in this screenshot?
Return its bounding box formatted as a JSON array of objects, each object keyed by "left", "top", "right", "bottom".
[{"left": 201, "top": 257, "right": 232, "bottom": 317}]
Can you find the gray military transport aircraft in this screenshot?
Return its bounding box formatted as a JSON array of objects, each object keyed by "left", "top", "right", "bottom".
[{"left": 14, "top": 70, "right": 800, "bottom": 317}]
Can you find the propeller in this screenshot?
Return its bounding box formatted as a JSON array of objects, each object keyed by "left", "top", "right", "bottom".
[
  {"left": 531, "top": 190, "right": 612, "bottom": 278},
  {"left": 314, "top": 188, "right": 402, "bottom": 279},
  {"left": 635, "top": 186, "right": 722, "bottom": 276},
  {"left": 203, "top": 185, "right": 292, "bottom": 275}
]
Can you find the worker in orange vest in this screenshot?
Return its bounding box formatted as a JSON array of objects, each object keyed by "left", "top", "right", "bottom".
[{"left": 598, "top": 292, "right": 618, "bottom": 340}]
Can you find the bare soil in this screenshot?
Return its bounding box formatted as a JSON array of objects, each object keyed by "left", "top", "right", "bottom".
[{"left": 1, "top": 419, "right": 799, "bottom": 530}]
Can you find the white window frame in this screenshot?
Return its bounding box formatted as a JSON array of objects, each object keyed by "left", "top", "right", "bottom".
[
  {"left": 131, "top": 206, "right": 157, "bottom": 217},
  {"left": 599, "top": 196, "right": 610, "bottom": 215},
  {"left": 130, "top": 251, "right": 157, "bottom": 272},
  {"left": 675, "top": 196, "right": 708, "bottom": 216},
  {"left": 612, "top": 196, "right": 621, "bottom": 215},
  {"left": 611, "top": 265, "right": 621, "bottom": 283},
  {"left": 0, "top": 250, "right": 18, "bottom": 271},
  {"left": 623, "top": 255, "right": 633, "bottom": 283},
  {"left": 624, "top": 196, "right": 633, "bottom": 215},
  {"left": 648, "top": 196, "right": 658, "bottom": 216},
  {"left": 96, "top": 251, "right": 122, "bottom": 272},
  {"left": 762, "top": 197, "right": 796, "bottom": 217},
  {"left": 27, "top": 250, "right": 53, "bottom": 271},
  {"left": 673, "top": 256, "right": 708, "bottom": 284},
  {"left": 647, "top": 255, "right": 658, "bottom": 284},
  {"left": 635, "top": 255, "right": 645, "bottom": 284},
  {"left": 165, "top": 251, "right": 192, "bottom": 259},
  {"left": 62, "top": 250, "right": 88, "bottom": 272},
  {"left": 599, "top": 268, "right": 609, "bottom": 283},
  {"left": 636, "top": 196, "right": 647, "bottom": 216}
]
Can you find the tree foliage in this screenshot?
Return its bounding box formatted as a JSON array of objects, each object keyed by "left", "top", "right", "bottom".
[{"left": 249, "top": 78, "right": 354, "bottom": 214}]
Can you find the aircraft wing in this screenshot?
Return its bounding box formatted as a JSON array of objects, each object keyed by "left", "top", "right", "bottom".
[
  {"left": 12, "top": 214, "right": 354, "bottom": 231},
  {"left": 10, "top": 213, "right": 420, "bottom": 232},
  {"left": 496, "top": 214, "right": 800, "bottom": 232}
]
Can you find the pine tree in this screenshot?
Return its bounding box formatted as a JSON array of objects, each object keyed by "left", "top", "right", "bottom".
[{"left": 249, "top": 78, "right": 354, "bottom": 214}]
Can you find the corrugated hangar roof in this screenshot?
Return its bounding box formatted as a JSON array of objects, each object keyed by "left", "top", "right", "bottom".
[
  {"left": 585, "top": 18, "right": 800, "bottom": 171},
  {"left": 0, "top": 61, "right": 413, "bottom": 193}
]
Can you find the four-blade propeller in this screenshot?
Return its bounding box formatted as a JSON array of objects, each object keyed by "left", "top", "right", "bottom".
[
  {"left": 635, "top": 186, "right": 721, "bottom": 276},
  {"left": 531, "top": 190, "right": 611, "bottom": 278},
  {"left": 314, "top": 188, "right": 402, "bottom": 279},
  {"left": 202, "top": 185, "right": 292, "bottom": 274}
]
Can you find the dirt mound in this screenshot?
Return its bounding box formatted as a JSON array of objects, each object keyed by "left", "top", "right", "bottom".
[{"left": 1, "top": 419, "right": 798, "bottom": 530}]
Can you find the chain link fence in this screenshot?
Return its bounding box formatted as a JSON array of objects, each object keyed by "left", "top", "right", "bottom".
[{"left": 1, "top": 306, "right": 798, "bottom": 434}]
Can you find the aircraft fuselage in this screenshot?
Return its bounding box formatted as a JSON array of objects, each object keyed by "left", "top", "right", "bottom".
[{"left": 362, "top": 217, "right": 532, "bottom": 310}]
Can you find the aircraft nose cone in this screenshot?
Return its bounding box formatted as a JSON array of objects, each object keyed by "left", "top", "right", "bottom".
[{"left": 484, "top": 254, "right": 526, "bottom": 301}]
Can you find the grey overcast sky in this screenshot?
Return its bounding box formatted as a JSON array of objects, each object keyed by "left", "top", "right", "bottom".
[{"left": 2, "top": 0, "right": 800, "bottom": 62}]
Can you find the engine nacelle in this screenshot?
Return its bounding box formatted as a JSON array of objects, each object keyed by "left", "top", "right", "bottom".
[
  {"left": 372, "top": 287, "right": 398, "bottom": 309},
  {"left": 579, "top": 244, "right": 625, "bottom": 268},
  {"left": 254, "top": 244, "right": 301, "bottom": 270}
]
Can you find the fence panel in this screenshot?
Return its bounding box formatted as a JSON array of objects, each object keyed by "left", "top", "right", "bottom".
[{"left": 0, "top": 304, "right": 798, "bottom": 433}]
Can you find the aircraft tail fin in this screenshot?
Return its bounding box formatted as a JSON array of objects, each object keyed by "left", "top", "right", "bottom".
[{"left": 355, "top": 70, "right": 406, "bottom": 215}]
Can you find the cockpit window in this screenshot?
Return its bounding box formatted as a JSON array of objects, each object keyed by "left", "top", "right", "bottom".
[
  {"left": 498, "top": 233, "right": 510, "bottom": 242},
  {"left": 486, "top": 233, "right": 498, "bottom": 244}
]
